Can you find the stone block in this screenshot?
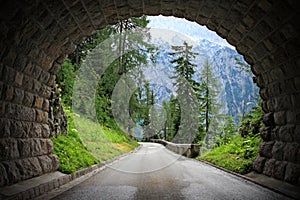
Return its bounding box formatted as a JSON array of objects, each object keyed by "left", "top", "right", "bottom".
[
  {"left": 24, "top": 61, "right": 34, "bottom": 75},
  {"left": 14, "top": 71, "right": 23, "bottom": 87},
  {"left": 281, "top": 78, "right": 297, "bottom": 95},
  {"left": 270, "top": 126, "right": 280, "bottom": 141},
  {"left": 46, "top": 139, "right": 54, "bottom": 154},
  {"left": 272, "top": 141, "right": 285, "bottom": 161},
  {"left": 263, "top": 158, "right": 276, "bottom": 177},
  {"left": 33, "top": 96, "right": 43, "bottom": 109},
  {"left": 32, "top": 139, "right": 42, "bottom": 156},
  {"left": 2, "top": 49, "right": 17, "bottom": 67},
  {"left": 18, "top": 139, "right": 32, "bottom": 158},
  {"left": 49, "top": 62, "right": 61, "bottom": 75},
  {"left": 263, "top": 112, "right": 274, "bottom": 126},
  {"left": 49, "top": 154, "right": 59, "bottom": 170},
  {"left": 2, "top": 161, "right": 21, "bottom": 184},
  {"left": 260, "top": 126, "right": 271, "bottom": 141},
  {"left": 0, "top": 118, "right": 10, "bottom": 138},
  {"left": 283, "top": 143, "right": 299, "bottom": 162},
  {"left": 291, "top": 93, "right": 300, "bottom": 109},
  {"left": 28, "top": 157, "right": 43, "bottom": 176},
  {"left": 41, "top": 124, "right": 50, "bottom": 138},
  {"left": 0, "top": 163, "right": 8, "bottom": 186},
  {"left": 35, "top": 109, "right": 48, "bottom": 123},
  {"left": 33, "top": 79, "right": 41, "bottom": 94},
  {"left": 22, "top": 74, "right": 34, "bottom": 92},
  {"left": 47, "top": 75, "right": 56, "bottom": 87},
  {"left": 4, "top": 84, "right": 14, "bottom": 101},
  {"left": 22, "top": 91, "right": 34, "bottom": 107},
  {"left": 278, "top": 125, "right": 295, "bottom": 142},
  {"left": 295, "top": 125, "right": 300, "bottom": 143},
  {"left": 286, "top": 110, "right": 296, "bottom": 124},
  {"left": 284, "top": 162, "right": 300, "bottom": 184},
  {"left": 15, "top": 158, "right": 34, "bottom": 180},
  {"left": 272, "top": 160, "right": 287, "bottom": 180},
  {"left": 40, "top": 84, "right": 52, "bottom": 98},
  {"left": 259, "top": 141, "right": 274, "bottom": 158},
  {"left": 274, "top": 111, "right": 286, "bottom": 125},
  {"left": 0, "top": 139, "right": 9, "bottom": 161},
  {"left": 10, "top": 120, "right": 27, "bottom": 138},
  {"left": 253, "top": 156, "right": 267, "bottom": 173},
  {"left": 39, "top": 70, "right": 50, "bottom": 84},
  {"left": 38, "top": 155, "right": 53, "bottom": 173},
  {"left": 32, "top": 65, "right": 42, "bottom": 79},
  {"left": 40, "top": 139, "right": 48, "bottom": 155},
  {"left": 13, "top": 87, "right": 24, "bottom": 105},
  {"left": 42, "top": 99, "right": 49, "bottom": 111},
  {"left": 31, "top": 123, "right": 42, "bottom": 138}
]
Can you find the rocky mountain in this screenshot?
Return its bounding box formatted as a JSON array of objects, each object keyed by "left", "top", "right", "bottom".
[{"left": 142, "top": 35, "right": 259, "bottom": 122}]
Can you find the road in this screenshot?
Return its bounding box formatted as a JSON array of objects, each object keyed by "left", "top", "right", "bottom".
[{"left": 51, "top": 142, "right": 291, "bottom": 200}]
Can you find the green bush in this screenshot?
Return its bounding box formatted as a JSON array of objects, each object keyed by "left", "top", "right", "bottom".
[
  {"left": 199, "top": 134, "right": 261, "bottom": 174},
  {"left": 51, "top": 108, "right": 99, "bottom": 173},
  {"left": 199, "top": 101, "right": 263, "bottom": 175}
]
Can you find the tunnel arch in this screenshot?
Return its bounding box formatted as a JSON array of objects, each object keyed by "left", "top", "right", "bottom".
[{"left": 0, "top": 0, "right": 299, "bottom": 186}]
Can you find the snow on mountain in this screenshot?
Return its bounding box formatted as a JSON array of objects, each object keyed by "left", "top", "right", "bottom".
[{"left": 147, "top": 15, "right": 235, "bottom": 49}]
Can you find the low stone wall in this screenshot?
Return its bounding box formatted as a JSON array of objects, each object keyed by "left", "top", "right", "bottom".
[{"left": 151, "top": 139, "right": 200, "bottom": 158}]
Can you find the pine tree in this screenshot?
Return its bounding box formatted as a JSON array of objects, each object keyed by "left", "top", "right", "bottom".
[
  {"left": 199, "top": 59, "right": 221, "bottom": 148},
  {"left": 168, "top": 41, "right": 200, "bottom": 143},
  {"left": 163, "top": 95, "right": 180, "bottom": 141}
]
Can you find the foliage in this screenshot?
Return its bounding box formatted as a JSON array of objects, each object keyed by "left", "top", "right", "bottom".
[
  {"left": 165, "top": 41, "right": 201, "bottom": 143},
  {"left": 199, "top": 134, "right": 261, "bottom": 174},
  {"left": 215, "top": 115, "right": 237, "bottom": 146},
  {"left": 162, "top": 95, "right": 181, "bottom": 141},
  {"left": 199, "top": 100, "right": 263, "bottom": 175},
  {"left": 51, "top": 107, "right": 99, "bottom": 173},
  {"left": 199, "top": 59, "right": 221, "bottom": 147},
  {"left": 51, "top": 107, "right": 138, "bottom": 173},
  {"left": 238, "top": 99, "right": 263, "bottom": 137},
  {"left": 55, "top": 59, "right": 76, "bottom": 107},
  {"left": 73, "top": 113, "right": 138, "bottom": 162}
]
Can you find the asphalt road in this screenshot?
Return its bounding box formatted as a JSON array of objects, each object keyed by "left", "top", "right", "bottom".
[{"left": 52, "top": 142, "right": 291, "bottom": 200}]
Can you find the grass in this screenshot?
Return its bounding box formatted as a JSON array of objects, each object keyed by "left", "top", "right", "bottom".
[
  {"left": 51, "top": 107, "right": 138, "bottom": 173},
  {"left": 198, "top": 134, "right": 261, "bottom": 175}
]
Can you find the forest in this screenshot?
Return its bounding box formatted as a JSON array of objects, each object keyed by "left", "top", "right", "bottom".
[{"left": 52, "top": 16, "right": 264, "bottom": 175}]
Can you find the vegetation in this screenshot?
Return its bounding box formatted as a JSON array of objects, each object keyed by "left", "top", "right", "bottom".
[
  {"left": 51, "top": 108, "right": 99, "bottom": 173},
  {"left": 51, "top": 16, "right": 154, "bottom": 173},
  {"left": 159, "top": 40, "right": 263, "bottom": 175},
  {"left": 163, "top": 42, "right": 200, "bottom": 143},
  {"left": 53, "top": 15, "right": 263, "bottom": 176},
  {"left": 199, "top": 101, "right": 263, "bottom": 174}
]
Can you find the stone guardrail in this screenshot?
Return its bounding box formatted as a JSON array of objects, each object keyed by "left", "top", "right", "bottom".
[{"left": 150, "top": 139, "right": 200, "bottom": 158}]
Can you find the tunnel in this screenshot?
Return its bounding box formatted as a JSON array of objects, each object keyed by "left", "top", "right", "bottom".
[{"left": 0, "top": 0, "right": 299, "bottom": 187}]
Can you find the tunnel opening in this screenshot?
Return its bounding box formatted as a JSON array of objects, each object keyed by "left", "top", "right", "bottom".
[
  {"left": 53, "top": 15, "right": 262, "bottom": 177},
  {"left": 0, "top": 0, "right": 299, "bottom": 190}
]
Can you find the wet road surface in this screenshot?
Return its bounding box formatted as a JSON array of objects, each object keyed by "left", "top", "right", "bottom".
[{"left": 52, "top": 142, "right": 291, "bottom": 200}]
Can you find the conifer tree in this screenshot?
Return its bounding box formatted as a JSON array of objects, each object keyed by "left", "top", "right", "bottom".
[
  {"left": 168, "top": 41, "right": 200, "bottom": 143},
  {"left": 199, "top": 59, "right": 221, "bottom": 148}
]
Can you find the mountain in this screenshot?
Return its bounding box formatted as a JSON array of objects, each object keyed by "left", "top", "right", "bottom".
[{"left": 142, "top": 34, "right": 259, "bottom": 123}]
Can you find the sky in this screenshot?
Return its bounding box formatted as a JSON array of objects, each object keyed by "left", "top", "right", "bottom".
[{"left": 147, "top": 15, "right": 234, "bottom": 49}]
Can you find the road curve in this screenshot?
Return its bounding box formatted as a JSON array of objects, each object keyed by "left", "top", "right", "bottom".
[{"left": 52, "top": 142, "right": 291, "bottom": 200}]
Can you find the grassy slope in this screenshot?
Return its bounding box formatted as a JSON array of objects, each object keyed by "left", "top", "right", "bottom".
[
  {"left": 51, "top": 108, "right": 138, "bottom": 173},
  {"left": 198, "top": 134, "right": 261, "bottom": 174},
  {"left": 73, "top": 114, "right": 138, "bottom": 162}
]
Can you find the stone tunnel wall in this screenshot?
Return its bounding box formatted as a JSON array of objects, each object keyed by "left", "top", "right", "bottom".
[{"left": 0, "top": 0, "right": 299, "bottom": 186}]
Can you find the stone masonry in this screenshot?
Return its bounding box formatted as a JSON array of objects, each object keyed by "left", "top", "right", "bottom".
[{"left": 0, "top": 0, "right": 299, "bottom": 186}]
